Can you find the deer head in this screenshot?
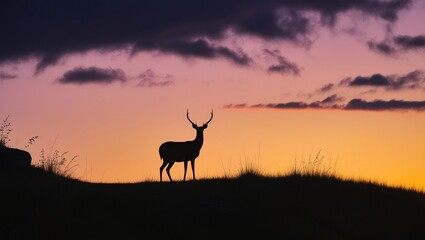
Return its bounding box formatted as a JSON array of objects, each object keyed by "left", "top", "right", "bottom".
[{"left": 186, "top": 109, "right": 213, "bottom": 131}]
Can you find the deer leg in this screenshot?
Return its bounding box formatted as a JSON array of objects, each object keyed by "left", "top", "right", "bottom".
[
  {"left": 160, "top": 161, "right": 168, "bottom": 182},
  {"left": 183, "top": 161, "right": 188, "bottom": 181},
  {"left": 190, "top": 159, "right": 196, "bottom": 181},
  {"left": 166, "top": 161, "right": 175, "bottom": 182}
]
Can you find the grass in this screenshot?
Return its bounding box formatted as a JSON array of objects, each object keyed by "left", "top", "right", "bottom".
[
  {"left": 237, "top": 155, "right": 264, "bottom": 179},
  {"left": 234, "top": 149, "right": 339, "bottom": 181},
  {"left": 0, "top": 116, "right": 12, "bottom": 147},
  {"left": 36, "top": 148, "right": 79, "bottom": 178},
  {"left": 289, "top": 149, "right": 338, "bottom": 177}
]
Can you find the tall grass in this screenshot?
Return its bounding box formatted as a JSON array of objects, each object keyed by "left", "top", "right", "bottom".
[
  {"left": 237, "top": 160, "right": 263, "bottom": 178},
  {"left": 290, "top": 149, "right": 338, "bottom": 177},
  {"left": 233, "top": 149, "right": 338, "bottom": 180},
  {"left": 236, "top": 151, "right": 264, "bottom": 179},
  {"left": 0, "top": 115, "right": 12, "bottom": 147},
  {"left": 37, "top": 148, "right": 79, "bottom": 178}
]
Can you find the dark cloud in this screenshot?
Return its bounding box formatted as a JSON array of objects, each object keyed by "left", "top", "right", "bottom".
[
  {"left": 57, "top": 66, "right": 126, "bottom": 85},
  {"left": 35, "top": 55, "right": 61, "bottom": 75},
  {"left": 368, "top": 34, "right": 425, "bottom": 56},
  {"left": 217, "top": 46, "right": 252, "bottom": 66},
  {"left": 226, "top": 95, "right": 344, "bottom": 110},
  {"left": 235, "top": 9, "right": 312, "bottom": 45},
  {"left": 394, "top": 34, "right": 425, "bottom": 50},
  {"left": 321, "top": 94, "right": 344, "bottom": 105},
  {"left": 223, "top": 103, "right": 247, "bottom": 109},
  {"left": 317, "top": 83, "right": 335, "bottom": 93},
  {"left": 345, "top": 99, "right": 425, "bottom": 111},
  {"left": 367, "top": 40, "right": 397, "bottom": 56},
  {"left": 136, "top": 69, "right": 174, "bottom": 87},
  {"left": 272, "top": 102, "right": 315, "bottom": 109},
  {"left": 230, "top": 101, "right": 327, "bottom": 110},
  {"left": 0, "top": 0, "right": 411, "bottom": 72},
  {"left": 391, "top": 70, "right": 425, "bottom": 90},
  {"left": 314, "top": 70, "right": 424, "bottom": 103},
  {"left": 135, "top": 39, "right": 251, "bottom": 66},
  {"left": 225, "top": 97, "right": 425, "bottom": 112},
  {"left": 0, "top": 71, "right": 17, "bottom": 80},
  {"left": 264, "top": 49, "right": 301, "bottom": 75},
  {"left": 349, "top": 74, "right": 390, "bottom": 87},
  {"left": 340, "top": 70, "right": 425, "bottom": 90}
]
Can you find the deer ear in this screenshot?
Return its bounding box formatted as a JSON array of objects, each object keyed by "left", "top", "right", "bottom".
[
  {"left": 203, "top": 124, "right": 208, "bottom": 129},
  {"left": 192, "top": 123, "right": 197, "bottom": 128}
]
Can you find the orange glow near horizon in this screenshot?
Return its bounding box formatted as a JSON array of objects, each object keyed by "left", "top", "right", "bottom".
[{"left": 3, "top": 103, "right": 425, "bottom": 190}]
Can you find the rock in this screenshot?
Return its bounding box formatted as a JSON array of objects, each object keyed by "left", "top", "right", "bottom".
[{"left": 0, "top": 145, "right": 32, "bottom": 167}]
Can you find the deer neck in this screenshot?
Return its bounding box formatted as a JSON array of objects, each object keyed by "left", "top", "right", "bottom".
[{"left": 193, "top": 130, "right": 204, "bottom": 147}]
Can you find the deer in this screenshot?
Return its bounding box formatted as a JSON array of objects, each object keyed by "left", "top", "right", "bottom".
[{"left": 159, "top": 109, "right": 213, "bottom": 182}]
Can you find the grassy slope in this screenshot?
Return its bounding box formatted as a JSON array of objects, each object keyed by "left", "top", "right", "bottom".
[{"left": 1, "top": 166, "right": 425, "bottom": 240}]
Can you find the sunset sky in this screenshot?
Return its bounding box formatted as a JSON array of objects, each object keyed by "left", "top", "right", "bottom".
[{"left": 1, "top": 0, "right": 425, "bottom": 188}]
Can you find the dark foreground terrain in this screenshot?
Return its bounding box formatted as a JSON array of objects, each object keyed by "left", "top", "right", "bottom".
[{"left": 1, "top": 166, "right": 425, "bottom": 240}]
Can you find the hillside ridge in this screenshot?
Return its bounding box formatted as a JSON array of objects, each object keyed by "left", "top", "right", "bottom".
[{"left": 1, "top": 166, "right": 425, "bottom": 239}]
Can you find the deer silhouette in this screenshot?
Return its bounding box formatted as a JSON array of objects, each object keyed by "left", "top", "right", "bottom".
[{"left": 159, "top": 110, "right": 213, "bottom": 182}]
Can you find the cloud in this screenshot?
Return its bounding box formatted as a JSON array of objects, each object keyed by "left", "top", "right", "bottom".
[
  {"left": 135, "top": 39, "right": 252, "bottom": 66},
  {"left": 348, "top": 74, "right": 391, "bottom": 87},
  {"left": 320, "top": 94, "right": 344, "bottom": 105},
  {"left": 394, "top": 34, "right": 425, "bottom": 50},
  {"left": 268, "top": 102, "right": 318, "bottom": 109},
  {"left": 225, "top": 97, "right": 425, "bottom": 112},
  {"left": 0, "top": 71, "right": 17, "bottom": 80},
  {"left": 340, "top": 70, "right": 425, "bottom": 90},
  {"left": 225, "top": 95, "right": 344, "bottom": 110},
  {"left": 264, "top": 49, "right": 301, "bottom": 75},
  {"left": 317, "top": 83, "right": 335, "bottom": 93},
  {"left": 136, "top": 69, "right": 174, "bottom": 87},
  {"left": 35, "top": 55, "right": 61, "bottom": 75},
  {"left": 223, "top": 103, "right": 247, "bottom": 109},
  {"left": 57, "top": 66, "right": 126, "bottom": 85},
  {"left": 226, "top": 101, "right": 327, "bottom": 110},
  {"left": 345, "top": 99, "right": 425, "bottom": 111},
  {"left": 368, "top": 34, "right": 425, "bottom": 56},
  {"left": 0, "top": 0, "right": 411, "bottom": 72},
  {"left": 235, "top": 9, "right": 312, "bottom": 45},
  {"left": 316, "top": 70, "right": 425, "bottom": 98},
  {"left": 367, "top": 40, "right": 397, "bottom": 56}
]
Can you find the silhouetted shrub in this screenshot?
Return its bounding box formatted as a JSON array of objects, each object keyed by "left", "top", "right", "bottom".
[{"left": 37, "top": 148, "right": 78, "bottom": 177}]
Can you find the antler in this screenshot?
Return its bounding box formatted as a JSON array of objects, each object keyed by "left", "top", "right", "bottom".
[
  {"left": 187, "top": 109, "right": 196, "bottom": 126},
  {"left": 187, "top": 109, "right": 214, "bottom": 126},
  {"left": 204, "top": 109, "right": 214, "bottom": 125}
]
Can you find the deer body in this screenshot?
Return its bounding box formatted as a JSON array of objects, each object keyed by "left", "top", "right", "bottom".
[
  {"left": 159, "top": 110, "right": 212, "bottom": 182},
  {"left": 160, "top": 140, "right": 202, "bottom": 162}
]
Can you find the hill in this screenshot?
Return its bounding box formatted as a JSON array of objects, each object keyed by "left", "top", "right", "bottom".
[{"left": 1, "top": 166, "right": 425, "bottom": 240}]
